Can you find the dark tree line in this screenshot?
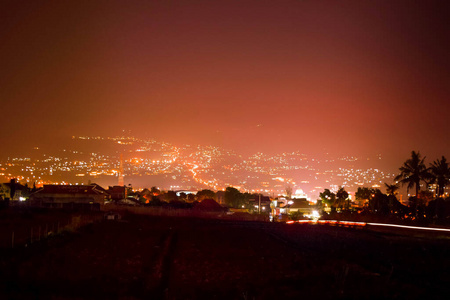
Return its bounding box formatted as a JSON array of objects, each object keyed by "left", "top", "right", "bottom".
[
  {"left": 319, "top": 151, "right": 450, "bottom": 224},
  {"left": 135, "top": 186, "right": 265, "bottom": 213}
]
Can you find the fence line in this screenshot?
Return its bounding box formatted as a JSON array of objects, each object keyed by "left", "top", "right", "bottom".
[{"left": 3, "top": 213, "right": 103, "bottom": 249}]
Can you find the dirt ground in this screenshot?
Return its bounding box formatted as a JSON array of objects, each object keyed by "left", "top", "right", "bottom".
[{"left": 1, "top": 213, "right": 449, "bottom": 299}]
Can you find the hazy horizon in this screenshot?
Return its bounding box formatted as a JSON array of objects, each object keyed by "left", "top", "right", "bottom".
[{"left": 1, "top": 0, "right": 448, "bottom": 170}]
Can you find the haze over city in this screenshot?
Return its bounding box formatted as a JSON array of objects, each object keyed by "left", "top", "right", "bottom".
[
  {"left": 2, "top": 2, "right": 450, "bottom": 299},
  {"left": 1, "top": 0, "right": 448, "bottom": 169},
  {"left": 0, "top": 135, "right": 399, "bottom": 201}
]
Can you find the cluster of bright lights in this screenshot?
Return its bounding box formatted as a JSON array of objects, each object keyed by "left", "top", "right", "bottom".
[{"left": 0, "top": 136, "right": 397, "bottom": 195}]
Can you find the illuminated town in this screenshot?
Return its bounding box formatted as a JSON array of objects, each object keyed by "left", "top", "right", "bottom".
[{"left": 0, "top": 135, "right": 396, "bottom": 200}]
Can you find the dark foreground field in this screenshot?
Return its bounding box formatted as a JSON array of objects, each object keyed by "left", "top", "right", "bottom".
[{"left": 1, "top": 213, "right": 450, "bottom": 300}]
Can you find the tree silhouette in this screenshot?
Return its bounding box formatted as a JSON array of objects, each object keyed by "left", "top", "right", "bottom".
[
  {"left": 355, "top": 187, "right": 374, "bottom": 200},
  {"left": 224, "top": 187, "right": 243, "bottom": 208},
  {"left": 319, "top": 189, "right": 336, "bottom": 211},
  {"left": 336, "top": 187, "right": 349, "bottom": 210},
  {"left": 395, "top": 151, "right": 429, "bottom": 197},
  {"left": 285, "top": 185, "right": 293, "bottom": 199},
  {"left": 166, "top": 190, "right": 178, "bottom": 202},
  {"left": 370, "top": 189, "right": 390, "bottom": 215},
  {"left": 384, "top": 182, "right": 399, "bottom": 196},
  {"left": 196, "top": 189, "right": 216, "bottom": 201},
  {"left": 150, "top": 186, "right": 160, "bottom": 195},
  {"left": 384, "top": 182, "right": 401, "bottom": 214},
  {"left": 429, "top": 156, "right": 450, "bottom": 197}
]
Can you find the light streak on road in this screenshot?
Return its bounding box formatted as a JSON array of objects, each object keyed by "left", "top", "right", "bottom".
[
  {"left": 285, "top": 220, "right": 450, "bottom": 233},
  {"left": 287, "top": 220, "right": 366, "bottom": 227},
  {"left": 367, "top": 222, "right": 450, "bottom": 232}
]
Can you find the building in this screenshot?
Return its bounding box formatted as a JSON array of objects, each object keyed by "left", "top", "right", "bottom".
[
  {"left": 284, "top": 198, "right": 314, "bottom": 216},
  {"left": 249, "top": 195, "right": 271, "bottom": 212},
  {"left": 0, "top": 181, "right": 30, "bottom": 202},
  {"left": 29, "top": 184, "right": 109, "bottom": 209},
  {"left": 292, "top": 188, "right": 309, "bottom": 200},
  {"left": 0, "top": 183, "right": 10, "bottom": 200},
  {"left": 107, "top": 185, "right": 127, "bottom": 201}
]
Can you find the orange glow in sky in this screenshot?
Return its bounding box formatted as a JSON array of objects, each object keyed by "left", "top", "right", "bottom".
[{"left": 0, "top": 0, "right": 448, "bottom": 167}]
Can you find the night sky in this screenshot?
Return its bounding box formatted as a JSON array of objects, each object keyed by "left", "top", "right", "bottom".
[{"left": 1, "top": 0, "right": 449, "bottom": 167}]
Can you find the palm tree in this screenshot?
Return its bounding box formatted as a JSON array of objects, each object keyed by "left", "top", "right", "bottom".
[
  {"left": 395, "top": 151, "right": 429, "bottom": 197},
  {"left": 384, "top": 182, "right": 399, "bottom": 196},
  {"left": 429, "top": 156, "right": 450, "bottom": 197}
]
